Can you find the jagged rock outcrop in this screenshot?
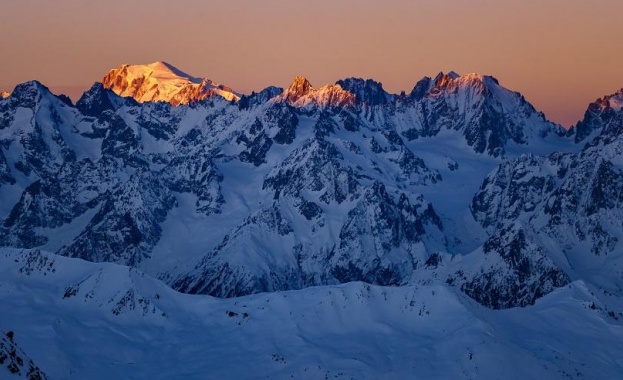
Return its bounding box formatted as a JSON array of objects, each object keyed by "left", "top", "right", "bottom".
[
  {"left": 446, "top": 223, "right": 570, "bottom": 309},
  {"left": 571, "top": 88, "right": 623, "bottom": 143},
  {"left": 335, "top": 78, "right": 392, "bottom": 106},
  {"left": 0, "top": 330, "right": 48, "bottom": 379},
  {"left": 276, "top": 76, "right": 356, "bottom": 108},
  {"left": 76, "top": 82, "right": 138, "bottom": 117},
  {"left": 470, "top": 95, "right": 623, "bottom": 291},
  {"left": 173, "top": 182, "right": 446, "bottom": 297}
]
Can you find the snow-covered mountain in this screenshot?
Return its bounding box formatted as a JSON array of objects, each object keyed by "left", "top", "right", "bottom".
[
  {"left": 0, "top": 67, "right": 592, "bottom": 304},
  {"left": 2, "top": 62, "right": 623, "bottom": 377},
  {"left": 102, "top": 61, "right": 240, "bottom": 105},
  {"left": 1, "top": 248, "right": 622, "bottom": 380},
  {"left": 472, "top": 89, "right": 623, "bottom": 293},
  {"left": 569, "top": 87, "right": 623, "bottom": 143},
  {"left": 403, "top": 71, "right": 568, "bottom": 156}
]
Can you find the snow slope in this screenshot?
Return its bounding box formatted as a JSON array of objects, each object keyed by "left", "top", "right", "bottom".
[{"left": 1, "top": 248, "right": 622, "bottom": 380}]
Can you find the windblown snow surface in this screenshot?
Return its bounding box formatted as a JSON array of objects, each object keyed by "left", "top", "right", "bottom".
[{"left": 1, "top": 249, "right": 622, "bottom": 380}]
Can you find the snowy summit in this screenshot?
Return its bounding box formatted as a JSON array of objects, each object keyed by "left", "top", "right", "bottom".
[{"left": 102, "top": 61, "right": 240, "bottom": 105}]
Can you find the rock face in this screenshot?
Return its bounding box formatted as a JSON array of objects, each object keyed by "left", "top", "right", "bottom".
[
  {"left": 570, "top": 88, "right": 623, "bottom": 143},
  {"left": 275, "top": 76, "right": 356, "bottom": 108},
  {"left": 1, "top": 64, "right": 621, "bottom": 310},
  {"left": 397, "top": 72, "right": 564, "bottom": 157},
  {"left": 101, "top": 61, "right": 240, "bottom": 105},
  {"left": 76, "top": 82, "right": 138, "bottom": 117},
  {"left": 444, "top": 223, "right": 571, "bottom": 309},
  {"left": 336, "top": 78, "right": 392, "bottom": 106},
  {"left": 173, "top": 181, "right": 445, "bottom": 297},
  {"left": 471, "top": 90, "right": 623, "bottom": 292},
  {"left": 0, "top": 330, "right": 48, "bottom": 380}
]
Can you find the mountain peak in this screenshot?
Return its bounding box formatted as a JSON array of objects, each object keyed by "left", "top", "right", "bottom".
[
  {"left": 432, "top": 71, "right": 460, "bottom": 86},
  {"left": 76, "top": 82, "right": 139, "bottom": 116},
  {"left": 447, "top": 70, "right": 461, "bottom": 78},
  {"left": 276, "top": 77, "right": 355, "bottom": 108},
  {"left": 8, "top": 80, "right": 53, "bottom": 107},
  {"left": 101, "top": 62, "right": 239, "bottom": 105},
  {"left": 407, "top": 71, "right": 556, "bottom": 155},
  {"left": 583, "top": 88, "right": 623, "bottom": 115},
  {"left": 147, "top": 60, "right": 175, "bottom": 69},
  {"left": 13, "top": 80, "right": 48, "bottom": 92},
  {"left": 602, "top": 88, "right": 623, "bottom": 112},
  {"left": 425, "top": 72, "right": 510, "bottom": 100},
  {"left": 0, "top": 80, "right": 74, "bottom": 114},
  {"left": 285, "top": 76, "right": 313, "bottom": 99},
  {"left": 335, "top": 78, "right": 391, "bottom": 106},
  {"left": 432, "top": 71, "right": 492, "bottom": 90},
  {"left": 144, "top": 61, "right": 200, "bottom": 82},
  {"left": 572, "top": 87, "right": 623, "bottom": 142}
]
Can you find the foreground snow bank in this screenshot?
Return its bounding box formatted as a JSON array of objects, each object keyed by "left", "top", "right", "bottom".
[{"left": 0, "top": 249, "right": 621, "bottom": 380}]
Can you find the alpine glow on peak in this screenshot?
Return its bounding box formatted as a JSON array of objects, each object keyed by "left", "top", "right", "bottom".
[{"left": 101, "top": 61, "right": 240, "bottom": 105}]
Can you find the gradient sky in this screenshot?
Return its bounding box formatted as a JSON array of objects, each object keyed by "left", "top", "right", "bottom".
[{"left": 1, "top": 0, "right": 622, "bottom": 127}]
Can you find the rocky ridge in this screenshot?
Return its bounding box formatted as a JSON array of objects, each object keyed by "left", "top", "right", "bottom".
[{"left": 0, "top": 63, "right": 621, "bottom": 310}]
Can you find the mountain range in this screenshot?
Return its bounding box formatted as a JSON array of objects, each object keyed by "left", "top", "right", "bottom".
[{"left": 1, "top": 61, "right": 622, "bottom": 379}]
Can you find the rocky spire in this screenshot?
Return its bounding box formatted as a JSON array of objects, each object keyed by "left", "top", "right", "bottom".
[{"left": 282, "top": 76, "right": 313, "bottom": 103}]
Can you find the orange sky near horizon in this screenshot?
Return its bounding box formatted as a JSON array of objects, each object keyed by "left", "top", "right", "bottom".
[{"left": 1, "top": 0, "right": 622, "bottom": 127}]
